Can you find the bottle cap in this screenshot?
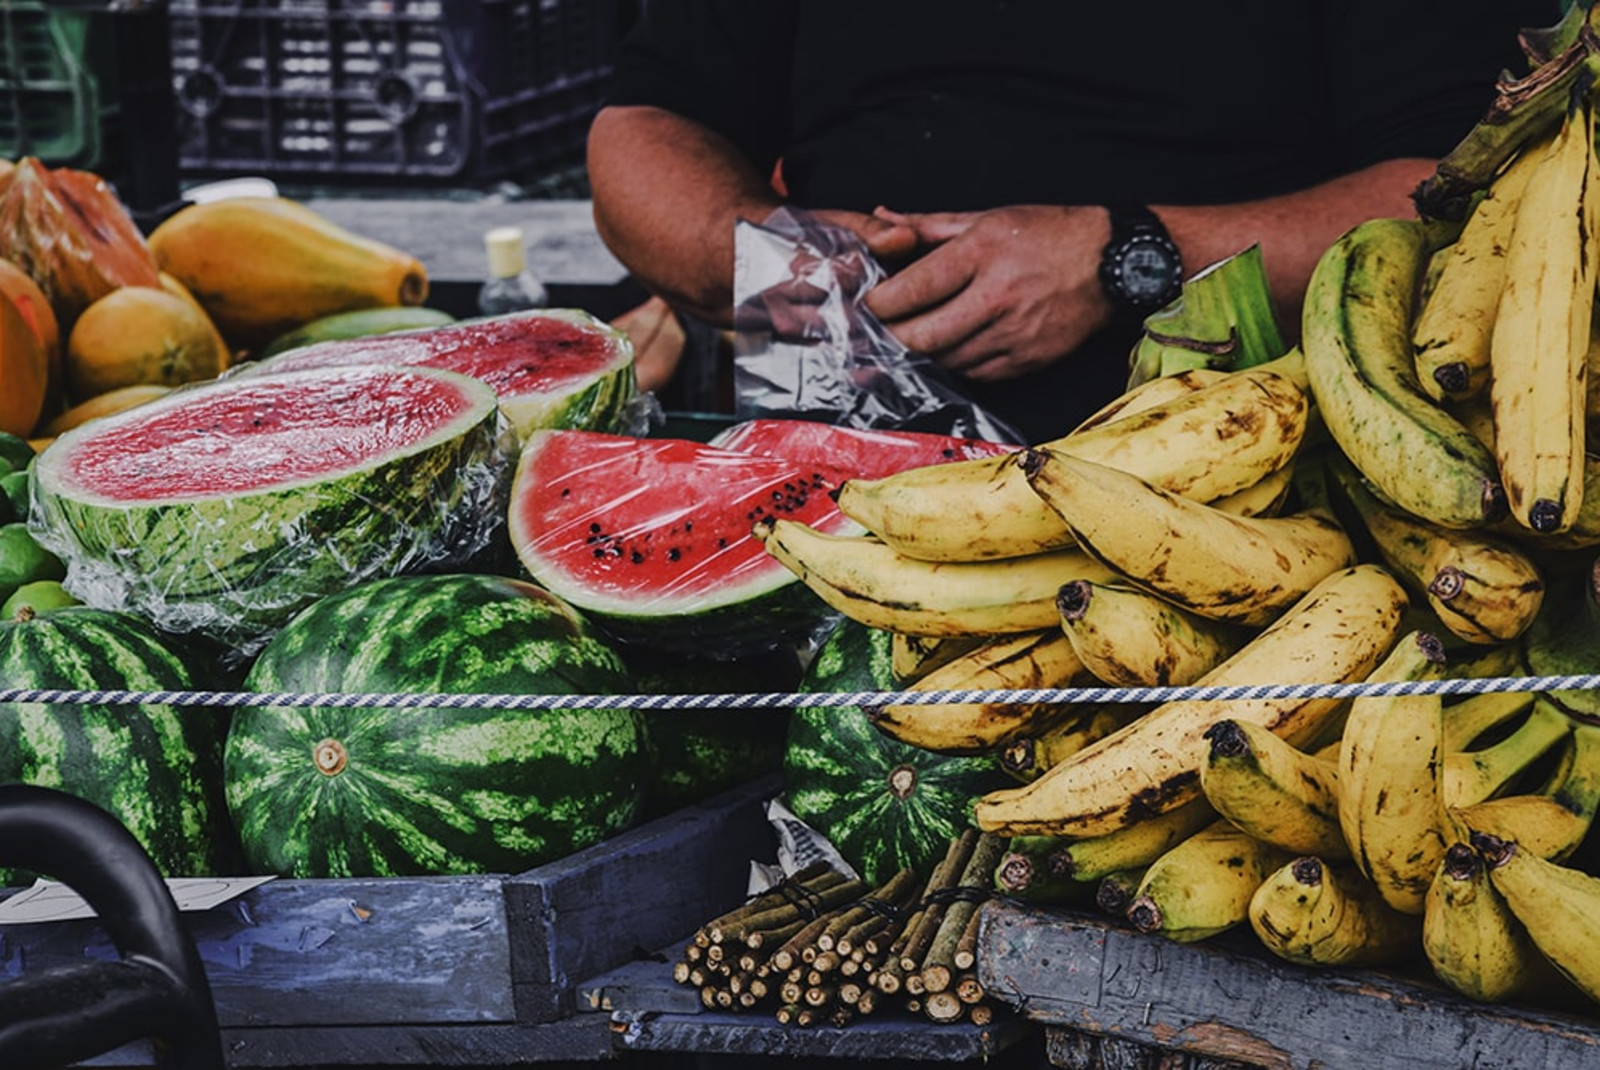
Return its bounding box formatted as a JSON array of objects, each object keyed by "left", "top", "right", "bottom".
[{"left": 484, "top": 226, "right": 527, "bottom": 278}]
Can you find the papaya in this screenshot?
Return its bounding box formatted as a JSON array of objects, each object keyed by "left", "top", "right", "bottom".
[
  {"left": 0, "top": 288, "right": 47, "bottom": 437},
  {"left": 66, "top": 286, "right": 229, "bottom": 401},
  {"left": 0, "top": 257, "right": 63, "bottom": 420},
  {"left": 40, "top": 382, "right": 172, "bottom": 437},
  {"left": 0, "top": 158, "right": 162, "bottom": 330},
  {"left": 159, "top": 271, "right": 234, "bottom": 370},
  {"left": 147, "top": 196, "right": 429, "bottom": 353}
]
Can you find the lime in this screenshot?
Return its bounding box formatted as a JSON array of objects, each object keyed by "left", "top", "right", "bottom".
[
  {"left": 1, "top": 579, "right": 78, "bottom": 621},
  {"left": 0, "top": 431, "right": 33, "bottom": 474},
  {"left": 0, "top": 469, "right": 28, "bottom": 520},
  {"left": 0, "top": 522, "right": 65, "bottom": 605}
]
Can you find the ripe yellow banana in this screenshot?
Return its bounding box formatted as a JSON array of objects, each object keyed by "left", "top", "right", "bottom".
[
  {"left": 1332, "top": 455, "right": 1545, "bottom": 644},
  {"left": 1249, "top": 855, "right": 1419, "bottom": 967},
  {"left": 1475, "top": 829, "right": 1600, "bottom": 1002},
  {"left": 1423, "top": 839, "right": 1571, "bottom": 1003},
  {"left": 1458, "top": 395, "right": 1600, "bottom": 550},
  {"left": 867, "top": 629, "right": 1092, "bottom": 754},
  {"left": 1301, "top": 216, "right": 1506, "bottom": 528},
  {"left": 753, "top": 518, "right": 1116, "bottom": 637},
  {"left": 1070, "top": 366, "right": 1227, "bottom": 434},
  {"left": 1126, "top": 822, "right": 1291, "bottom": 943},
  {"left": 1207, "top": 461, "right": 1296, "bottom": 519},
  {"left": 1412, "top": 133, "right": 1547, "bottom": 402},
  {"left": 1199, "top": 719, "right": 1348, "bottom": 859},
  {"left": 1025, "top": 449, "right": 1357, "bottom": 627},
  {"left": 889, "top": 632, "right": 984, "bottom": 682},
  {"left": 998, "top": 706, "right": 1140, "bottom": 783},
  {"left": 1453, "top": 722, "right": 1600, "bottom": 861},
  {"left": 1338, "top": 629, "right": 1451, "bottom": 914},
  {"left": 1442, "top": 698, "right": 1572, "bottom": 807},
  {"left": 1048, "top": 798, "right": 1218, "bottom": 883},
  {"left": 833, "top": 363, "right": 1309, "bottom": 562},
  {"left": 1490, "top": 88, "right": 1599, "bottom": 534},
  {"left": 974, "top": 564, "right": 1407, "bottom": 840},
  {"left": 1055, "top": 579, "right": 1251, "bottom": 687}
]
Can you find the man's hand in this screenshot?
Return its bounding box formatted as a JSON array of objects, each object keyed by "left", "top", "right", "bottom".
[{"left": 864, "top": 205, "right": 1117, "bottom": 381}]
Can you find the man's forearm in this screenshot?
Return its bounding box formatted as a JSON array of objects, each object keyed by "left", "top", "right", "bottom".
[
  {"left": 1155, "top": 158, "right": 1439, "bottom": 332},
  {"left": 588, "top": 105, "right": 783, "bottom": 326}
]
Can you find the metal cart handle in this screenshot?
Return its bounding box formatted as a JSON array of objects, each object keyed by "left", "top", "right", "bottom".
[{"left": 0, "top": 783, "right": 223, "bottom": 1070}]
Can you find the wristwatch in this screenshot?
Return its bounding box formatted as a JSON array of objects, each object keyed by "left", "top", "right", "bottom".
[{"left": 1098, "top": 206, "right": 1184, "bottom": 320}]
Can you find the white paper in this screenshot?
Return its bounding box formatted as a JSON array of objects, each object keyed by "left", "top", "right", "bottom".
[{"left": 0, "top": 875, "right": 276, "bottom": 924}]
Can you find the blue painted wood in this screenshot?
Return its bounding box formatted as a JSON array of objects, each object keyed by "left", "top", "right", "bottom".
[{"left": 977, "top": 901, "right": 1600, "bottom": 1070}]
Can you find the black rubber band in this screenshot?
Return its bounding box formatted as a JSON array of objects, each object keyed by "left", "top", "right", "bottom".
[{"left": 921, "top": 884, "right": 994, "bottom": 908}]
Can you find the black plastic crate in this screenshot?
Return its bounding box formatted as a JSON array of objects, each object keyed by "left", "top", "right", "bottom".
[
  {"left": 167, "top": 0, "right": 624, "bottom": 184},
  {"left": 0, "top": 2, "right": 118, "bottom": 170}
]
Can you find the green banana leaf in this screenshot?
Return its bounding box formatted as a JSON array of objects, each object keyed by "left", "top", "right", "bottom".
[{"left": 1125, "top": 244, "right": 1286, "bottom": 391}]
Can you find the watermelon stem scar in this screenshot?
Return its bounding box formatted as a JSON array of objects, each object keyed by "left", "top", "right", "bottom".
[
  {"left": 313, "top": 738, "right": 348, "bottom": 777},
  {"left": 888, "top": 764, "right": 918, "bottom": 800}
]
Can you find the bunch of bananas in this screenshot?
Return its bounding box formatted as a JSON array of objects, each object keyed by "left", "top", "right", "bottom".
[{"left": 749, "top": 63, "right": 1600, "bottom": 1004}]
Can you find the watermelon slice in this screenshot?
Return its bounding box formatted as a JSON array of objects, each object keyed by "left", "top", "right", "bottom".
[
  {"left": 30, "top": 364, "right": 505, "bottom": 655},
  {"left": 709, "top": 418, "right": 1016, "bottom": 475},
  {"left": 237, "top": 308, "right": 637, "bottom": 440},
  {"left": 509, "top": 430, "right": 862, "bottom": 654}
]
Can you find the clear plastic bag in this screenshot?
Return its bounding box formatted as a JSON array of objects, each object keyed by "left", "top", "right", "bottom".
[{"left": 732, "top": 207, "right": 1023, "bottom": 445}]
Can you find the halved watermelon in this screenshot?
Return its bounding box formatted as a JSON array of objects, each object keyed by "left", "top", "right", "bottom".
[
  {"left": 509, "top": 430, "right": 859, "bottom": 653},
  {"left": 237, "top": 308, "right": 637, "bottom": 440},
  {"left": 30, "top": 364, "right": 505, "bottom": 655},
  {"left": 709, "top": 418, "right": 1016, "bottom": 475}
]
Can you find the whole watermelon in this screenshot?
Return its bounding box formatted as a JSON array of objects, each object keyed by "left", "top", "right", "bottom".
[
  {"left": 225, "top": 574, "right": 647, "bottom": 878},
  {"left": 0, "top": 606, "right": 236, "bottom": 882},
  {"left": 623, "top": 646, "right": 800, "bottom": 819},
  {"left": 783, "top": 618, "right": 1011, "bottom": 885}
]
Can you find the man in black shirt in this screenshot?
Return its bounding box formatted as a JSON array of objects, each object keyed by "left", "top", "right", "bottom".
[{"left": 588, "top": 1, "right": 1553, "bottom": 441}]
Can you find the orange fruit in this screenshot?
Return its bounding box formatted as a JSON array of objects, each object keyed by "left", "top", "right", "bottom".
[
  {"left": 65, "top": 284, "right": 229, "bottom": 401},
  {"left": 0, "top": 287, "right": 47, "bottom": 436}
]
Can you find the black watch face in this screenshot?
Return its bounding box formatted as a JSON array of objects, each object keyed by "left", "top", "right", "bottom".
[{"left": 1120, "top": 240, "right": 1179, "bottom": 304}]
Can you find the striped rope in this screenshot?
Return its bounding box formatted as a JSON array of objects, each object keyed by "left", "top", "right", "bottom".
[{"left": 0, "top": 673, "right": 1596, "bottom": 711}]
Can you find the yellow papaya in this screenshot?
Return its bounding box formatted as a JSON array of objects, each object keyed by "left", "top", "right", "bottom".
[
  {"left": 0, "top": 288, "right": 47, "bottom": 437},
  {"left": 41, "top": 382, "right": 172, "bottom": 437},
  {"left": 147, "top": 196, "right": 429, "bottom": 353},
  {"left": 66, "top": 285, "right": 229, "bottom": 401}
]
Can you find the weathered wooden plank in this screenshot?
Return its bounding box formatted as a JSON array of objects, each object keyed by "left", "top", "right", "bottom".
[
  {"left": 505, "top": 772, "right": 778, "bottom": 1022},
  {"left": 608, "top": 1007, "right": 1037, "bottom": 1062},
  {"left": 577, "top": 953, "right": 704, "bottom": 1015},
  {"left": 978, "top": 901, "right": 1600, "bottom": 1070},
  {"left": 73, "top": 1018, "right": 615, "bottom": 1067},
  {"left": 1, "top": 876, "right": 514, "bottom": 1028}
]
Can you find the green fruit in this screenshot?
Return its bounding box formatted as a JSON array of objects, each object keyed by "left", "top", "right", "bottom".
[
  {"left": 259, "top": 306, "right": 458, "bottom": 359},
  {"left": 0, "top": 523, "right": 65, "bottom": 605},
  {"left": 783, "top": 619, "right": 1013, "bottom": 884},
  {"left": 226, "top": 574, "right": 648, "bottom": 878},
  {"left": 0, "top": 605, "right": 236, "bottom": 883},
  {"left": 0, "top": 431, "right": 34, "bottom": 474},
  {"left": 1, "top": 468, "right": 29, "bottom": 520},
  {"left": 1, "top": 579, "right": 79, "bottom": 620}
]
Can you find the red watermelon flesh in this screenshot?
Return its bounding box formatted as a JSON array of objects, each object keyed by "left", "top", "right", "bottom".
[
  {"left": 509, "top": 430, "right": 861, "bottom": 652},
  {"left": 709, "top": 419, "right": 1016, "bottom": 478},
  {"left": 243, "top": 309, "right": 636, "bottom": 438}
]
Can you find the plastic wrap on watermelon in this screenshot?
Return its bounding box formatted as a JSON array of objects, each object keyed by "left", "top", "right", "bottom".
[
  {"left": 731, "top": 207, "right": 1023, "bottom": 445},
  {"left": 28, "top": 364, "right": 512, "bottom": 664},
  {"left": 508, "top": 429, "right": 859, "bottom": 655}
]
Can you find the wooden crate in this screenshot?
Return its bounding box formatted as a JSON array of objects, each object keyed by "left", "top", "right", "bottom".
[
  {"left": 1, "top": 773, "right": 780, "bottom": 1066},
  {"left": 977, "top": 900, "right": 1600, "bottom": 1070}
]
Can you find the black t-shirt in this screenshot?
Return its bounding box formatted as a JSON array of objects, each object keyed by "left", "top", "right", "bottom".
[{"left": 606, "top": 0, "right": 1551, "bottom": 440}]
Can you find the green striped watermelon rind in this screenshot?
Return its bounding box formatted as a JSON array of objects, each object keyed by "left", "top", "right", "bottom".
[
  {"left": 783, "top": 618, "right": 1010, "bottom": 886},
  {"left": 0, "top": 606, "right": 237, "bottom": 883},
  {"left": 508, "top": 430, "right": 857, "bottom": 656},
  {"left": 226, "top": 573, "right": 648, "bottom": 879},
  {"left": 28, "top": 365, "right": 509, "bottom": 657}
]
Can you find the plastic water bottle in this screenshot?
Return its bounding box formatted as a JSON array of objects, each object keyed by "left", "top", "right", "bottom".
[{"left": 477, "top": 225, "right": 549, "bottom": 315}]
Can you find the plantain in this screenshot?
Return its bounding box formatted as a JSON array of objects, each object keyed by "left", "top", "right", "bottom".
[
  {"left": 1200, "top": 719, "right": 1347, "bottom": 860},
  {"left": 1055, "top": 578, "right": 1251, "bottom": 687},
  {"left": 973, "top": 565, "right": 1407, "bottom": 840},
  {"left": 1442, "top": 698, "right": 1571, "bottom": 807},
  {"left": 1453, "top": 722, "right": 1600, "bottom": 861},
  {"left": 1025, "top": 449, "right": 1357, "bottom": 627},
  {"left": 1126, "top": 822, "right": 1291, "bottom": 943},
  {"left": 1047, "top": 797, "right": 1218, "bottom": 884},
  {"left": 1249, "top": 855, "right": 1419, "bottom": 968},
  {"left": 1301, "top": 217, "right": 1506, "bottom": 528},
  {"left": 998, "top": 705, "right": 1140, "bottom": 783},
  {"left": 889, "top": 632, "right": 985, "bottom": 683},
  {"left": 753, "top": 518, "right": 1116, "bottom": 637},
  {"left": 1331, "top": 454, "right": 1545, "bottom": 644},
  {"left": 832, "top": 362, "right": 1308, "bottom": 562},
  {"left": 1475, "top": 829, "right": 1600, "bottom": 1002},
  {"left": 867, "top": 629, "right": 1092, "bottom": 754},
  {"left": 1488, "top": 82, "right": 1598, "bottom": 534}
]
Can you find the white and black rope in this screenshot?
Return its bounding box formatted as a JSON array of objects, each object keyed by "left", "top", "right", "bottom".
[{"left": 0, "top": 672, "right": 1597, "bottom": 711}]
